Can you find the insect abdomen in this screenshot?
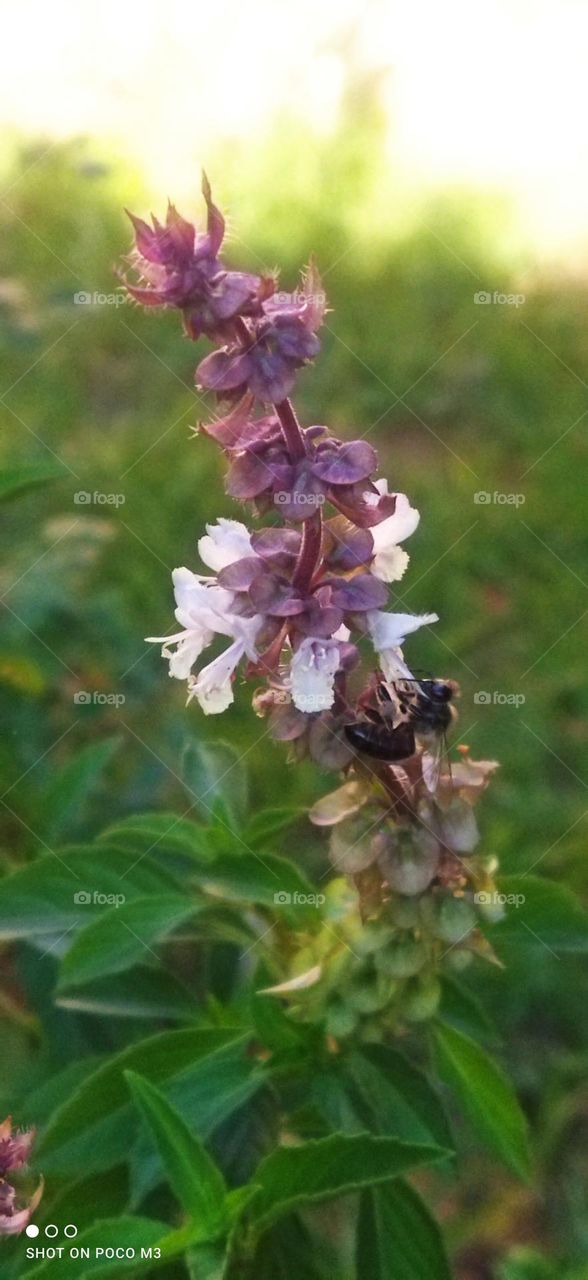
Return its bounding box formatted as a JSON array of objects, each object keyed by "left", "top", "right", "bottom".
[{"left": 344, "top": 722, "right": 415, "bottom": 762}]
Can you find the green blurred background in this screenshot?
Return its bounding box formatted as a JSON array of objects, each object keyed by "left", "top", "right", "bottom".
[{"left": 1, "top": 10, "right": 588, "bottom": 1275}]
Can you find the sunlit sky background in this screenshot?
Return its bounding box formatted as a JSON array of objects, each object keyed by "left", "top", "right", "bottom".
[{"left": 2, "top": 0, "right": 587, "bottom": 262}]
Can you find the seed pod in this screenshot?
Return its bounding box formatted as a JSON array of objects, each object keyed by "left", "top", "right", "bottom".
[
  {"left": 329, "top": 812, "right": 381, "bottom": 874},
  {"left": 346, "top": 969, "right": 392, "bottom": 1013},
  {"left": 402, "top": 974, "right": 441, "bottom": 1022},
  {"left": 435, "top": 895, "right": 477, "bottom": 944},
  {"left": 354, "top": 921, "right": 396, "bottom": 957},
  {"left": 375, "top": 937, "right": 428, "bottom": 978},
  {"left": 378, "top": 827, "right": 440, "bottom": 896}
]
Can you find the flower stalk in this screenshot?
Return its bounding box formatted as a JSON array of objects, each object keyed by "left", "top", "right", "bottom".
[{"left": 120, "top": 175, "right": 501, "bottom": 1039}]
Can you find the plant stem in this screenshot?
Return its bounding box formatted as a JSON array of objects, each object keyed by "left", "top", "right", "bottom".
[
  {"left": 293, "top": 511, "right": 323, "bottom": 591},
  {"left": 273, "top": 398, "right": 323, "bottom": 590},
  {"left": 274, "top": 397, "right": 307, "bottom": 462}
]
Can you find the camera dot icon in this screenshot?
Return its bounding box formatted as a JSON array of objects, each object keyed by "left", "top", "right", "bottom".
[
  {"left": 74, "top": 890, "right": 92, "bottom": 905},
  {"left": 473, "top": 691, "right": 492, "bottom": 705},
  {"left": 73, "top": 690, "right": 92, "bottom": 705},
  {"left": 473, "top": 290, "right": 492, "bottom": 305},
  {"left": 273, "top": 891, "right": 292, "bottom": 905}
]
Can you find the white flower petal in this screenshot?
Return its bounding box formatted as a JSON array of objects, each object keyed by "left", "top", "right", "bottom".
[
  {"left": 198, "top": 518, "right": 253, "bottom": 572},
  {"left": 189, "top": 639, "right": 245, "bottom": 715},
  {"left": 372, "top": 544, "right": 410, "bottom": 583},
  {"left": 145, "top": 625, "right": 214, "bottom": 681},
  {"left": 290, "top": 637, "right": 341, "bottom": 713},
  {"left": 172, "top": 568, "right": 234, "bottom": 625},
  {"left": 165, "top": 630, "right": 211, "bottom": 680},
  {"left": 371, "top": 494, "right": 420, "bottom": 552},
  {"left": 367, "top": 610, "right": 438, "bottom": 652}
]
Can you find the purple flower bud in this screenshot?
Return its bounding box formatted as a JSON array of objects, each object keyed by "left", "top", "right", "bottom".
[
  {"left": 197, "top": 263, "right": 325, "bottom": 405},
  {"left": 328, "top": 573, "right": 389, "bottom": 613},
  {"left": 312, "top": 440, "right": 377, "bottom": 486},
  {"left": 323, "top": 518, "right": 374, "bottom": 571},
  {"left": 120, "top": 176, "right": 267, "bottom": 341},
  {"left": 329, "top": 481, "right": 398, "bottom": 528}
]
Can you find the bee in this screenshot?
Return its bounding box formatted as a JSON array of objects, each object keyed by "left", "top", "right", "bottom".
[{"left": 344, "top": 677, "right": 454, "bottom": 766}]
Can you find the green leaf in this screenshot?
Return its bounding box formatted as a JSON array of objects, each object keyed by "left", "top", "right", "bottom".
[
  {"left": 186, "top": 1242, "right": 229, "bottom": 1280},
  {"left": 36, "top": 1166, "right": 129, "bottom": 1235},
  {"left": 182, "top": 739, "right": 248, "bottom": 830},
  {"left": 346, "top": 1044, "right": 454, "bottom": 1152},
  {"left": 191, "top": 850, "right": 315, "bottom": 911},
  {"left": 57, "top": 894, "right": 200, "bottom": 988},
  {"left": 489, "top": 875, "right": 588, "bottom": 954},
  {"left": 498, "top": 1248, "right": 560, "bottom": 1280},
  {"left": 22, "top": 1217, "right": 170, "bottom": 1279},
  {"left": 125, "top": 1072, "right": 227, "bottom": 1239},
  {"left": 97, "top": 814, "right": 316, "bottom": 913},
  {"left": 433, "top": 1021, "right": 531, "bottom": 1179},
  {"left": 98, "top": 812, "right": 216, "bottom": 863},
  {"left": 357, "top": 1180, "right": 452, "bottom": 1280},
  {"left": 0, "top": 844, "right": 180, "bottom": 940},
  {"left": 440, "top": 974, "right": 499, "bottom": 1043},
  {"left": 243, "top": 807, "right": 303, "bottom": 848},
  {"left": 23, "top": 1056, "right": 106, "bottom": 1127},
  {"left": 55, "top": 966, "right": 197, "bottom": 1020},
  {"left": 41, "top": 737, "right": 121, "bottom": 842},
  {"left": 254, "top": 1214, "right": 335, "bottom": 1280},
  {"left": 0, "top": 461, "right": 65, "bottom": 503},
  {"left": 37, "top": 1027, "right": 243, "bottom": 1175},
  {"left": 128, "top": 1040, "right": 264, "bottom": 1207},
  {"left": 247, "top": 1132, "right": 450, "bottom": 1234}
]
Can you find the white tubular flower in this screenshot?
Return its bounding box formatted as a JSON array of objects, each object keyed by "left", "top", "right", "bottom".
[
  {"left": 370, "top": 482, "right": 420, "bottom": 583},
  {"left": 188, "top": 639, "right": 247, "bottom": 714},
  {"left": 188, "top": 612, "right": 262, "bottom": 714},
  {"left": 147, "top": 564, "right": 262, "bottom": 705},
  {"left": 198, "top": 518, "right": 253, "bottom": 572},
  {"left": 366, "top": 610, "right": 438, "bottom": 680},
  {"left": 290, "top": 637, "right": 342, "bottom": 713}
]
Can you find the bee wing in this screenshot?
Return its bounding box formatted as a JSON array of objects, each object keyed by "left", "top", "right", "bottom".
[{"left": 421, "top": 737, "right": 449, "bottom": 794}]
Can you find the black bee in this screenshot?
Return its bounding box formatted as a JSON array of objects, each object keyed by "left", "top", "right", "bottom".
[{"left": 344, "top": 678, "right": 453, "bottom": 764}]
